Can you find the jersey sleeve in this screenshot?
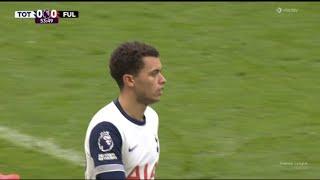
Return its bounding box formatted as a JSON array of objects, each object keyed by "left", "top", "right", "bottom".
[{"left": 88, "top": 121, "right": 126, "bottom": 179}]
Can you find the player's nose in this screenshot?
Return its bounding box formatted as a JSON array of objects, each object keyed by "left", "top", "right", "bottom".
[{"left": 159, "top": 73, "right": 166, "bottom": 85}]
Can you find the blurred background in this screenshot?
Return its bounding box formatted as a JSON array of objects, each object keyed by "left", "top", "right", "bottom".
[{"left": 0, "top": 2, "right": 320, "bottom": 179}]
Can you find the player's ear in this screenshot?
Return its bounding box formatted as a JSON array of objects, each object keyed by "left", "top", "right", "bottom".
[{"left": 123, "top": 74, "right": 135, "bottom": 88}]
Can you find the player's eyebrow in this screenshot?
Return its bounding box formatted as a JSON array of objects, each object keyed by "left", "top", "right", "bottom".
[{"left": 148, "top": 68, "right": 162, "bottom": 75}]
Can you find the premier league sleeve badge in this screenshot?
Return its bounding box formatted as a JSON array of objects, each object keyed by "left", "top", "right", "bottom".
[{"left": 98, "top": 131, "right": 114, "bottom": 152}]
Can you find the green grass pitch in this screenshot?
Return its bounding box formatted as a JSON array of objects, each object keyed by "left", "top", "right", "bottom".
[{"left": 0, "top": 2, "right": 320, "bottom": 179}]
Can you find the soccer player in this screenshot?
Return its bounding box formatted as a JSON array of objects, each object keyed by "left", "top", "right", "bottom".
[{"left": 84, "top": 41, "right": 166, "bottom": 180}]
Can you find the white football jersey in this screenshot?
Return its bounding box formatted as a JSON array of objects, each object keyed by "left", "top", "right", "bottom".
[{"left": 84, "top": 99, "right": 160, "bottom": 179}]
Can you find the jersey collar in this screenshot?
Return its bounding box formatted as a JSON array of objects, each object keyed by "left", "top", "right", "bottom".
[{"left": 113, "top": 98, "right": 146, "bottom": 126}]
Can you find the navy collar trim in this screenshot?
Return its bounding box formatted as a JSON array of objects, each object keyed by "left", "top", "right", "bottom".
[{"left": 113, "top": 98, "right": 146, "bottom": 126}]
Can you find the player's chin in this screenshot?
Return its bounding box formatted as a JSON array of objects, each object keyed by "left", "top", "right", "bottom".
[{"left": 149, "top": 95, "right": 161, "bottom": 104}]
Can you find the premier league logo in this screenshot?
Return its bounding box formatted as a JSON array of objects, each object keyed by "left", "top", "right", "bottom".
[{"left": 98, "top": 131, "right": 114, "bottom": 152}]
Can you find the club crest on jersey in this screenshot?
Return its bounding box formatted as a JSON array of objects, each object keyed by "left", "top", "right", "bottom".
[{"left": 98, "top": 131, "right": 114, "bottom": 152}]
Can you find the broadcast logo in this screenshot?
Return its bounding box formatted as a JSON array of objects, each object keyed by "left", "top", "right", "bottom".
[{"left": 14, "top": 9, "right": 79, "bottom": 24}]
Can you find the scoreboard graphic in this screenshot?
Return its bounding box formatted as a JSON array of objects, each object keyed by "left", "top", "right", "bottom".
[{"left": 14, "top": 9, "right": 79, "bottom": 24}]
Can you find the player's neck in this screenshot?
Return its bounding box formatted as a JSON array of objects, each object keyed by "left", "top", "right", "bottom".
[{"left": 118, "top": 93, "right": 146, "bottom": 122}]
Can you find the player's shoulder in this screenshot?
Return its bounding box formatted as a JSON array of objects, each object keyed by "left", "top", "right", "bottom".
[
  {"left": 87, "top": 101, "right": 119, "bottom": 130},
  {"left": 145, "top": 106, "right": 159, "bottom": 129},
  {"left": 85, "top": 100, "right": 122, "bottom": 145},
  {"left": 93, "top": 101, "right": 118, "bottom": 120},
  {"left": 145, "top": 106, "right": 159, "bottom": 118}
]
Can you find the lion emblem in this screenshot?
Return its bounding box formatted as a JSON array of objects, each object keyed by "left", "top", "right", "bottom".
[{"left": 98, "top": 131, "right": 114, "bottom": 152}]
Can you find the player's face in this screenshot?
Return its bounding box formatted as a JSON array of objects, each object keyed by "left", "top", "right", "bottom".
[{"left": 133, "top": 56, "right": 166, "bottom": 105}]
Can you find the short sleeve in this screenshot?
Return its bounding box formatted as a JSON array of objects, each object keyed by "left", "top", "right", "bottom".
[{"left": 88, "top": 121, "right": 125, "bottom": 176}]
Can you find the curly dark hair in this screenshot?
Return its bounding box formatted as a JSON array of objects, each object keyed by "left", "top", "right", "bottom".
[{"left": 109, "top": 41, "right": 159, "bottom": 89}]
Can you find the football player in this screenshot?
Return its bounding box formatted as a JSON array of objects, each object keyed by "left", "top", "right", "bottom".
[{"left": 84, "top": 41, "right": 166, "bottom": 179}]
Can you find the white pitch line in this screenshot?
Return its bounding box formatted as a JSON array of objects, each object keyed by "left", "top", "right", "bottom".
[{"left": 0, "top": 126, "right": 85, "bottom": 167}]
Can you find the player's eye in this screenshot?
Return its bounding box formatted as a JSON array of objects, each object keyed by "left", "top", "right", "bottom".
[{"left": 150, "top": 70, "right": 160, "bottom": 76}]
